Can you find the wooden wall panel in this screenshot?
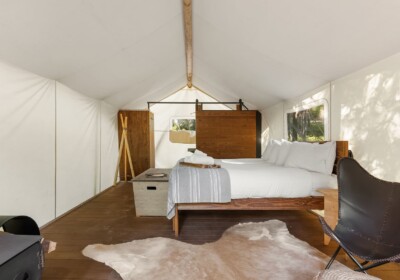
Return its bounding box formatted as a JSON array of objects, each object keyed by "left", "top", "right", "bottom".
[
  {"left": 196, "top": 110, "right": 261, "bottom": 159},
  {"left": 118, "top": 110, "right": 155, "bottom": 179}
]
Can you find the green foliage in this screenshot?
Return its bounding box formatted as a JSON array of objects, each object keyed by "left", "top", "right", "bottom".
[
  {"left": 171, "top": 118, "right": 196, "bottom": 131},
  {"left": 287, "top": 104, "right": 325, "bottom": 142}
]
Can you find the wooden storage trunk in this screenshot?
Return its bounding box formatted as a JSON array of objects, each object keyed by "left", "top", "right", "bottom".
[{"left": 132, "top": 168, "right": 171, "bottom": 217}]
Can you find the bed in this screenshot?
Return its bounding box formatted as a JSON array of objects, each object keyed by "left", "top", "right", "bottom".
[{"left": 171, "top": 141, "right": 348, "bottom": 236}]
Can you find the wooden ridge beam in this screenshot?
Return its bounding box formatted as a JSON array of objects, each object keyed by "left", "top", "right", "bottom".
[{"left": 183, "top": 0, "right": 193, "bottom": 88}]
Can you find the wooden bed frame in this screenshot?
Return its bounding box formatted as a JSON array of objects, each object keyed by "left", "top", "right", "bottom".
[{"left": 172, "top": 141, "right": 348, "bottom": 236}]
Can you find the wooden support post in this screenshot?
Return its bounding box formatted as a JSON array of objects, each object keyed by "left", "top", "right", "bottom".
[
  {"left": 123, "top": 122, "right": 135, "bottom": 178},
  {"left": 173, "top": 207, "right": 179, "bottom": 237},
  {"left": 114, "top": 131, "right": 125, "bottom": 185},
  {"left": 195, "top": 100, "right": 202, "bottom": 111},
  {"left": 317, "top": 189, "right": 339, "bottom": 245},
  {"left": 124, "top": 139, "right": 127, "bottom": 181},
  {"left": 183, "top": 0, "right": 193, "bottom": 88},
  {"left": 237, "top": 99, "right": 243, "bottom": 111}
]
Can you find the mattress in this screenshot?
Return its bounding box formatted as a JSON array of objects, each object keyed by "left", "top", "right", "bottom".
[{"left": 217, "top": 158, "right": 337, "bottom": 199}]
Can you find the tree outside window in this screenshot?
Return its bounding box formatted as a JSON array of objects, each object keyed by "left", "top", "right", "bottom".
[
  {"left": 171, "top": 118, "right": 196, "bottom": 131},
  {"left": 287, "top": 104, "right": 325, "bottom": 142}
]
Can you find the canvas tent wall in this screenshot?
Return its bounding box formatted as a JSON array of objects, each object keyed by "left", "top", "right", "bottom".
[
  {"left": 0, "top": 60, "right": 119, "bottom": 226},
  {"left": 262, "top": 53, "right": 400, "bottom": 182}
]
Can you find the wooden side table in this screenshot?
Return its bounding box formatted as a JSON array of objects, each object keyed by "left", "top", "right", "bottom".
[{"left": 317, "top": 188, "right": 339, "bottom": 245}]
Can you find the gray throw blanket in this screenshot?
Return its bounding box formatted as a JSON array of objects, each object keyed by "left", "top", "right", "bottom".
[{"left": 167, "top": 163, "right": 231, "bottom": 219}]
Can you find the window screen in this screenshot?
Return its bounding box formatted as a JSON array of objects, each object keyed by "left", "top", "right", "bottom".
[{"left": 287, "top": 104, "right": 325, "bottom": 142}]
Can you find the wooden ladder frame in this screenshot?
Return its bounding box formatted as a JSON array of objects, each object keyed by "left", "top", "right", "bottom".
[{"left": 114, "top": 114, "right": 135, "bottom": 185}]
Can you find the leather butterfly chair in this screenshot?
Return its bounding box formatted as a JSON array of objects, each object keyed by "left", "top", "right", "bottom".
[
  {"left": 319, "top": 157, "right": 400, "bottom": 273},
  {"left": 0, "top": 215, "right": 41, "bottom": 235}
]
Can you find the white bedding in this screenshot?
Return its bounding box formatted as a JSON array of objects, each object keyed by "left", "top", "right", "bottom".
[{"left": 217, "top": 158, "right": 337, "bottom": 199}]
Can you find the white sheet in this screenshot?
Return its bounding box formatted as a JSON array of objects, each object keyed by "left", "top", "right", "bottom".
[
  {"left": 309, "top": 171, "right": 337, "bottom": 196},
  {"left": 217, "top": 159, "right": 337, "bottom": 199}
]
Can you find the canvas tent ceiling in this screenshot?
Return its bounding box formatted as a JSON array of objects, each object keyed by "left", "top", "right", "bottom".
[{"left": 1, "top": 0, "right": 400, "bottom": 109}]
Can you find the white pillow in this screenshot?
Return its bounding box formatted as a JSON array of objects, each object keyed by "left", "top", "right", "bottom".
[
  {"left": 261, "top": 140, "right": 273, "bottom": 160},
  {"left": 275, "top": 140, "right": 292, "bottom": 166},
  {"left": 284, "top": 141, "right": 336, "bottom": 174},
  {"left": 265, "top": 140, "right": 281, "bottom": 164},
  {"left": 262, "top": 139, "right": 293, "bottom": 166}
]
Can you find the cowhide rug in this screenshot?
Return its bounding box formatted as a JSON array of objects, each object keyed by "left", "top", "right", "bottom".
[{"left": 82, "top": 220, "right": 350, "bottom": 280}]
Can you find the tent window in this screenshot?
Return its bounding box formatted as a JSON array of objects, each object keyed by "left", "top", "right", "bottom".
[
  {"left": 169, "top": 118, "right": 196, "bottom": 144},
  {"left": 286, "top": 100, "right": 328, "bottom": 142}
]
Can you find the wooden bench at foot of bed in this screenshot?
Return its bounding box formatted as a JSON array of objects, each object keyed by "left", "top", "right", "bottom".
[{"left": 172, "top": 196, "right": 324, "bottom": 236}]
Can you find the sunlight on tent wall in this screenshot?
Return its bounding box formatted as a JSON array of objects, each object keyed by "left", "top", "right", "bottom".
[
  {"left": 260, "top": 85, "right": 330, "bottom": 146},
  {"left": 331, "top": 53, "right": 400, "bottom": 182},
  {"left": 263, "top": 53, "right": 400, "bottom": 182},
  {"left": 261, "top": 103, "right": 284, "bottom": 143}
]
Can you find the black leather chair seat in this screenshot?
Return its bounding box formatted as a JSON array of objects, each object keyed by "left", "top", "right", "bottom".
[{"left": 320, "top": 157, "right": 400, "bottom": 273}]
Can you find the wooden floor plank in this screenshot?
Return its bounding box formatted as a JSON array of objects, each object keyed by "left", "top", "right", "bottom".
[{"left": 41, "top": 182, "right": 400, "bottom": 279}]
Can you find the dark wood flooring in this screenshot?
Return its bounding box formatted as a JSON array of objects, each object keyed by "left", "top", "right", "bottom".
[{"left": 41, "top": 182, "right": 400, "bottom": 280}]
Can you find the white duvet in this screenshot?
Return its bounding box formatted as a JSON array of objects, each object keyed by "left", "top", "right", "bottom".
[{"left": 216, "top": 159, "right": 337, "bottom": 199}]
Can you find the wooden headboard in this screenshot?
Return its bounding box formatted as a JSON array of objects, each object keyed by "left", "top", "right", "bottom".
[
  {"left": 333, "top": 140, "right": 349, "bottom": 174},
  {"left": 196, "top": 109, "right": 262, "bottom": 158}
]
